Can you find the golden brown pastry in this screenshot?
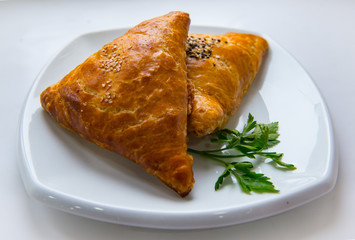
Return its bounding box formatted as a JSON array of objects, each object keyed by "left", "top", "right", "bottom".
[
  {"left": 186, "top": 33, "right": 268, "bottom": 137},
  {"left": 40, "top": 11, "right": 194, "bottom": 197}
]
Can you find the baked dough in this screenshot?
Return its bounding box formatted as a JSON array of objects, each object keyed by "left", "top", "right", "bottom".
[
  {"left": 186, "top": 33, "right": 268, "bottom": 137},
  {"left": 40, "top": 12, "right": 194, "bottom": 197}
]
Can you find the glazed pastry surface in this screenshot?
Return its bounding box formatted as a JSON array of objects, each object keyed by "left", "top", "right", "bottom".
[
  {"left": 186, "top": 33, "right": 269, "bottom": 137},
  {"left": 40, "top": 11, "right": 194, "bottom": 197}
]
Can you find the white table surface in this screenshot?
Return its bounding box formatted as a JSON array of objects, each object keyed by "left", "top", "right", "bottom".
[{"left": 1, "top": 0, "right": 354, "bottom": 239}]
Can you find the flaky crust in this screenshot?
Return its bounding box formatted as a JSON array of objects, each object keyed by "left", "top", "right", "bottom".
[
  {"left": 187, "top": 33, "right": 268, "bottom": 137},
  {"left": 40, "top": 11, "right": 194, "bottom": 197}
]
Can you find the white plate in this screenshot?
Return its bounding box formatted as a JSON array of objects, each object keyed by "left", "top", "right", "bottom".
[{"left": 18, "top": 26, "right": 338, "bottom": 229}]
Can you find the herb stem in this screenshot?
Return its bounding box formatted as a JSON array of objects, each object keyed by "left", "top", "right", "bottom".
[
  {"left": 187, "top": 148, "right": 227, "bottom": 166},
  {"left": 200, "top": 147, "right": 231, "bottom": 153},
  {"left": 189, "top": 150, "right": 246, "bottom": 159},
  {"left": 188, "top": 148, "right": 280, "bottom": 159}
]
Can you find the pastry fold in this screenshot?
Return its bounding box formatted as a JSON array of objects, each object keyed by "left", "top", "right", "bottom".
[
  {"left": 40, "top": 11, "right": 194, "bottom": 197},
  {"left": 186, "top": 33, "right": 268, "bottom": 137}
]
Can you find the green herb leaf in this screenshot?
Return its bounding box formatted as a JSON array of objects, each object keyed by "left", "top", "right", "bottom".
[
  {"left": 215, "top": 166, "right": 232, "bottom": 190},
  {"left": 242, "top": 113, "right": 257, "bottom": 134},
  {"left": 233, "top": 171, "right": 279, "bottom": 193},
  {"left": 231, "top": 161, "right": 278, "bottom": 193}
]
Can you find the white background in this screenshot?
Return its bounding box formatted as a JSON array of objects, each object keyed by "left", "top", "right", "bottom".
[{"left": 1, "top": 0, "right": 354, "bottom": 239}]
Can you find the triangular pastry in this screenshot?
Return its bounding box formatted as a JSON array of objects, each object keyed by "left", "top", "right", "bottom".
[
  {"left": 40, "top": 12, "right": 194, "bottom": 197},
  {"left": 186, "top": 33, "right": 268, "bottom": 137}
]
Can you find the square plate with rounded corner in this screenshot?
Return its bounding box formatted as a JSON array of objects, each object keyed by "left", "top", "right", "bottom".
[{"left": 18, "top": 26, "right": 338, "bottom": 230}]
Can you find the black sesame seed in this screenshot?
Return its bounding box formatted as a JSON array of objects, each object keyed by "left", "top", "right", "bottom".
[{"left": 186, "top": 36, "right": 214, "bottom": 59}]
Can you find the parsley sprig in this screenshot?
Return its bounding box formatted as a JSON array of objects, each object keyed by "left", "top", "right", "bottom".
[{"left": 188, "top": 113, "right": 296, "bottom": 194}]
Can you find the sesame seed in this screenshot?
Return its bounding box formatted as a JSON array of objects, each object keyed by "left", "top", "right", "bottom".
[{"left": 99, "top": 45, "right": 122, "bottom": 73}]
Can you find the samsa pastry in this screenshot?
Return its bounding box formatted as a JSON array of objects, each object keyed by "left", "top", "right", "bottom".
[
  {"left": 186, "top": 33, "right": 269, "bottom": 137},
  {"left": 40, "top": 11, "right": 194, "bottom": 197}
]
